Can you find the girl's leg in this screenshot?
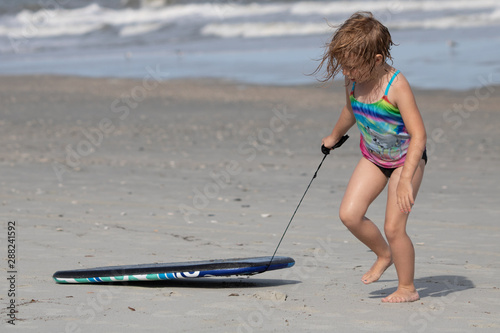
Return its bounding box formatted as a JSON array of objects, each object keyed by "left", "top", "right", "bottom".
[
  {"left": 339, "top": 158, "right": 392, "bottom": 284},
  {"left": 382, "top": 159, "right": 425, "bottom": 303}
]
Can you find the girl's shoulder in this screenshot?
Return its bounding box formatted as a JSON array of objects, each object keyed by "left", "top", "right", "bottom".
[
  {"left": 386, "top": 70, "right": 417, "bottom": 109},
  {"left": 388, "top": 69, "right": 411, "bottom": 92},
  {"left": 387, "top": 70, "right": 412, "bottom": 96}
]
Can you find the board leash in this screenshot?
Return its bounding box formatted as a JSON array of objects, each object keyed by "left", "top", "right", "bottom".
[{"left": 263, "top": 135, "right": 349, "bottom": 272}]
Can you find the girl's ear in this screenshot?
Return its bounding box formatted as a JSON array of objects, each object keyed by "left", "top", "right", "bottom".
[{"left": 375, "top": 54, "right": 384, "bottom": 65}]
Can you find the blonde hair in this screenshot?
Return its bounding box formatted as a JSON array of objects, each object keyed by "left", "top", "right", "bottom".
[{"left": 314, "top": 11, "right": 395, "bottom": 82}]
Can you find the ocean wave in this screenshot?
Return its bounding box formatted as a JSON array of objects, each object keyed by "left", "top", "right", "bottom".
[
  {"left": 390, "top": 9, "right": 500, "bottom": 30},
  {"left": 119, "top": 22, "right": 164, "bottom": 37},
  {"left": 289, "top": 0, "right": 500, "bottom": 16},
  {"left": 202, "top": 11, "right": 500, "bottom": 38},
  {"left": 0, "top": 0, "right": 498, "bottom": 48},
  {"left": 201, "top": 22, "right": 332, "bottom": 38}
]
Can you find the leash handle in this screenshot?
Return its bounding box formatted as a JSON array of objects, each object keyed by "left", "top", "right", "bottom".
[{"left": 321, "top": 134, "right": 349, "bottom": 155}]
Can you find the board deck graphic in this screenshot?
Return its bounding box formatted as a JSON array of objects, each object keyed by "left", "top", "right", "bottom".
[{"left": 53, "top": 256, "right": 295, "bottom": 283}]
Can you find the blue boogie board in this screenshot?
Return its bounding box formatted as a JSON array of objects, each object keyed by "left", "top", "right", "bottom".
[{"left": 53, "top": 256, "right": 295, "bottom": 283}]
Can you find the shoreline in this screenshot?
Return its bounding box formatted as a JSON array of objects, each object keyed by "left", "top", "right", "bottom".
[
  {"left": 2, "top": 73, "right": 499, "bottom": 92},
  {"left": 2, "top": 74, "right": 499, "bottom": 111}
]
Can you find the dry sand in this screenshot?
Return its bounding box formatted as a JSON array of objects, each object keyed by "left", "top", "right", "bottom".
[{"left": 0, "top": 75, "right": 499, "bottom": 332}]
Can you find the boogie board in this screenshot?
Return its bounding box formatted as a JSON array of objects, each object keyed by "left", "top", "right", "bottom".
[{"left": 53, "top": 256, "right": 294, "bottom": 284}]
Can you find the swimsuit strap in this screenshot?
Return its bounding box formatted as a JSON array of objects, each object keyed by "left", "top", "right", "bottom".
[
  {"left": 351, "top": 70, "right": 399, "bottom": 96},
  {"left": 384, "top": 70, "right": 400, "bottom": 96}
]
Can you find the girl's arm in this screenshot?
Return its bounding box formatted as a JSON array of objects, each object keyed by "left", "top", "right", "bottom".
[
  {"left": 391, "top": 74, "right": 427, "bottom": 213},
  {"left": 322, "top": 80, "right": 356, "bottom": 148}
]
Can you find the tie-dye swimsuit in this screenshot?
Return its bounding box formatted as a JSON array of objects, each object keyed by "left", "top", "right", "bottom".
[{"left": 350, "top": 70, "right": 413, "bottom": 171}]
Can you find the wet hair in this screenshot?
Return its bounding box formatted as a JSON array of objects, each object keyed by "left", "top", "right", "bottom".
[{"left": 313, "top": 11, "right": 395, "bottom": 82}]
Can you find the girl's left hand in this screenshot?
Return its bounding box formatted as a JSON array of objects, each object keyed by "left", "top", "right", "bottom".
[{"left": 396, "top": 178, "right": 414, "bottom": 214}]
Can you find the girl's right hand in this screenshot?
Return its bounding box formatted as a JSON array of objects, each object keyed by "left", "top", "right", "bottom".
[{"left": 321, "top": 135, "right": 338, "bottom": 150}]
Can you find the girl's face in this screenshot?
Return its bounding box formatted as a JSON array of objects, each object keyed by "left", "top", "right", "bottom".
[
  {"left": 342, "top": 62, "right": 373, "bottom": 83},
  {"left": 341, "top": 54, "right": 384, "bottom": 83}
]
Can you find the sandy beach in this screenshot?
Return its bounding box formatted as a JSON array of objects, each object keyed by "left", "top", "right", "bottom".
[{"left": 1, "top": 74, "right": 499, "bottom": 332}]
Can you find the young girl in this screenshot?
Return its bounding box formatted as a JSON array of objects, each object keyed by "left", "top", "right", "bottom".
[{"left": 317, "top": 12, "right": 427, "bottom": 303}]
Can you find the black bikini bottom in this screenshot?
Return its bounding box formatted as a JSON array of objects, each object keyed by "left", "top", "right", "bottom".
[{"left": 376, "top": 150, "right": 427, "bottom": 178}]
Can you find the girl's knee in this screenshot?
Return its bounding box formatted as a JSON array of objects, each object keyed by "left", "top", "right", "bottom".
[
  {"left": 339, "top": 207, "right": 360, "bottom": 229},
  {"left": 338, "top": 206, "right": 349, "bottom": 225},
  {"left": 384, "top": 224, "right": 406, "bottom": 242}
]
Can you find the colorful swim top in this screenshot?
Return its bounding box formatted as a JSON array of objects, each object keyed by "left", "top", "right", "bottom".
[{"left": 350, "top": 70, "right": 410, "bottom": 168}]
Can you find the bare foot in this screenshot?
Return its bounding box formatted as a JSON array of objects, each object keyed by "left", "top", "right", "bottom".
[
  {"left": 362, "top": 256, "right": 393, "bottom": 284},
  {"left": 381, "top": 287, "right": 420, "bottom": 303}
]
